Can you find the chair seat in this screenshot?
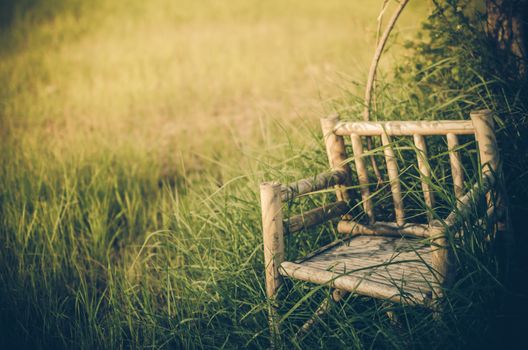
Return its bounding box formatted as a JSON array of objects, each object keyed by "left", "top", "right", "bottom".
[{"left": 279, "top": 235, "right": 438, "bottom": 305}]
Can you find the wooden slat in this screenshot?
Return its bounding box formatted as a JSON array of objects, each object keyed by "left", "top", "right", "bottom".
[
  {"left": 413, "top": 134, "right": 435, "bottom": 221},
  {"left": 298, "top": 236, "right": 436, "bottom": 293},
  {"left": 334, "top": 120, "right": 475, "bottom": 136},
  {"left": 301, "top": 260, "right": 430, "bottom": 293},
  {"left": 336, "top": 220, "right": 442, "bottom": 238},
  {"left": 350, "top": 133, "right": 375, "bottom": 223},
  {"left": 280, "top": 170, "right": 348, "bottom": 202},
  {"left": 285, "top": 201, "right": 349, "bottom": 234},
  {"left": 302, "top": 260, "right": 432, "bottom": 293},
  {"left": 381, "top": 133, "right": 405, "bottom": 226},
  {"left": 447, "top": 133, "right": 464, "bottom": 199},
  {"left": 279, "top": 261, "right": 428, "bottom": 305}
]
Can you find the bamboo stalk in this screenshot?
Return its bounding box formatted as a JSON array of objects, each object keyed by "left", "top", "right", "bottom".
[
  {"left": 321, "top": 115, "right": 352, "bottom": 202},
  {"left": 470, "top": 110, "right": 499, "bottom": 175},
  {"left": 280, "top": 170, "right": 348, "bottom": 202},
  {"left": 446, "top": 133, "right": 464, "bottom": 199},
  {"left": 337, "top": 220, "right": 441, "bottom": 238},
  {"left": 381, "top": 133, "right": 405, "bottom": 226},
  {"left": 334, "top": 120, "right": 475, "bottom": 136},
  {"left": 470, "top": 109, "right": 512, "bottom": 247},
  {"left": 260, "top": 182, "right": 285, "bottom": 343},
  {"left": 286, "top": 201, "right": 349, "bottom": 234},
  {"left": 350, "top": 133, "right": 375, "bottom": 223},
  {"left": 470, "top": 109, "right": 498, "bottom": 218},
  {"left": 413, "top": 134, "right": 435, "bottom": 222}
]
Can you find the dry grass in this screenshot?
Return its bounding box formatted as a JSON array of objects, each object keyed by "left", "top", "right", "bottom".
[
  {"left": 0, "top": 1, "right": 443, "bottom": 348},
  {"left": 1, "top": 0, "right": 429, "bottom": 158}
]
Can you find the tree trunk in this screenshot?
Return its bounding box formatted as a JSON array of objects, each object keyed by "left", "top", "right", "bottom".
[{"left": 486, "top": 0, "right": 527, "bottom": 78}]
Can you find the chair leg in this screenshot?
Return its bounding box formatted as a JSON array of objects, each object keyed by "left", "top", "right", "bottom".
[
  {"left": 295, "top": 289, "right": 349, "bottom": 339},
  {"left": 268, "top": 303, "right": 281, "bottom": 347},
  {"left": 261, "top": 182, "right": 285, "bottom": 347}
]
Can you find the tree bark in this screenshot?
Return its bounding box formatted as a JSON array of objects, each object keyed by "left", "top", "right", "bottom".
[{"left": 486, "top": 0, "right": 527, "bottom": 78}]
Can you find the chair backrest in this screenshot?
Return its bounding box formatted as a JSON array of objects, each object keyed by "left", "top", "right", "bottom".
[{"left": 320, "top": 110, "right": 501, "bottom": 226}]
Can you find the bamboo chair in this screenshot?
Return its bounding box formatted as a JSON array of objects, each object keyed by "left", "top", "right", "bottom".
[{"left": 259, "top": 110, "right": 508, "bottom": 339}]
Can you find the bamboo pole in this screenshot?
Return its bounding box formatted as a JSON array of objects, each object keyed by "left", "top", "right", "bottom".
[
  {"left": 260, "top": 182, "right": 285, "bottom": 343},
  {"left": 471, "top": 110, "right": 497, "bottom": 215},
  {"left": 350, "top": 133, "right": 375, "bottom": 223},
  {"left": 286, "top": 201, "right": 349, "bottom": 234},
  {"left": 337, "top": 220, "right": 441, "bottom": 238},
  {"left": 470, "top": 110, "right": 499, "bottom": 175},
  {"left": 447, "top": 133, "right": 464, "bottom": 200},
  {"left": 321, "top": 115, "right": 352, "bottom": 202},
  {"left": 280, "top": 170, "right": 348, "bottom": 202},
  {"left": 335, "top": 120, "right": 475, "bottom": 136},
  {"left": 381, "top": 133, "right": 405, "bottom": 226},
  {"left": 470, "top": 109, "right": 512, "bottom": 247},
  {"left": 413, "top": 134, "right": 435, "bottom": 222}
]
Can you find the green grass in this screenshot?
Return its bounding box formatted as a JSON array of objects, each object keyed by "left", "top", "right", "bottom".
[{"left": 0, "top": 0, "right": 510, "bottom": 348}]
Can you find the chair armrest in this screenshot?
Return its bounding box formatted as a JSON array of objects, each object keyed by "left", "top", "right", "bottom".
[
  {"left": 285, "top": 201, "right": 349, "bottom": 234},
  {"left": 443, "top": 172, "right": 495, "bottom": 231},
  {"left": 280, "top": 170, "right": 348, "bottom": 202}
]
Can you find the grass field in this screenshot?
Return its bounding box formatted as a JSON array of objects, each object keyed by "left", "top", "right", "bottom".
[{"left": 2, "top": 1, "right": 507, "bottom": 348}]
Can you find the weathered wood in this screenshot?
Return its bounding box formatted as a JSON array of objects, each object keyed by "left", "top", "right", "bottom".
[
  {"left": 447, "top": 133, "right": 464, "bottom": 199},
  {"left": 279, "top": 260, "right": 428, "bottom": 305},
  {"left": 321, "top": 115, "right": 352, "bottom": 202},
  {"left": 286, "top": 201, "right": 349, "bottom": 234},
  {"left": 430, "top": 172, "right": 496, "bottom": 292},
  {"left": 260, "top": 182, "right": 284, "bottom": 341},
  {"left": 381, "top": 133, "right": 405, "bottom": 226},
  {"left": 350, "top": 133, "right": 375, "bottom": 223},
  {"left": 470, "top": 109, "right": 511, "bottom": 247},
  {"left": 280, "top": 170, "right": 348, "bottom": 202},
  {"left": 296, "top": 235, "right": 436, "bottom": 293},
  {"left": 413, "top": 134, "right": 435, "bottom": 221},
  {"left": 337, "top": 220, "right": 441, "bottom": 238},
  {"left": 471, "top": 110, "right": 500, "bottom": 175},
  {"left": 334, "top": 120, "right": 475, "bottom": 136},
  {"left": 444, "top": 171, "right": 495, "bottom": 228}
]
